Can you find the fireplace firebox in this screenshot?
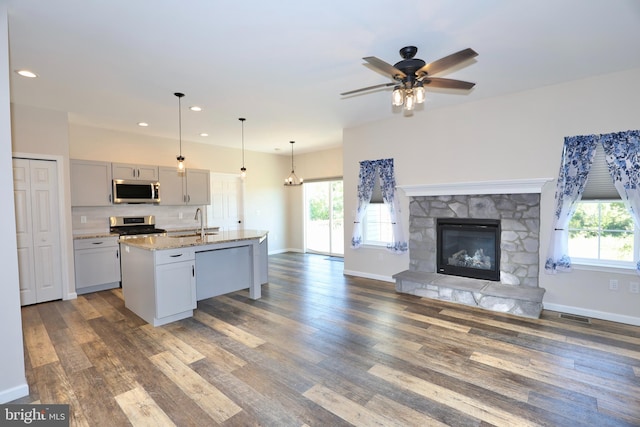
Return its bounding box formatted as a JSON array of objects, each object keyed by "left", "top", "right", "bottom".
[{"left": 436, "top": 218, "right": 501, "bottom": 281}]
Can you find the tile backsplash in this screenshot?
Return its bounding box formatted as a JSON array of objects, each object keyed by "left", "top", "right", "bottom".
[{"left": 72, "top": 204, "right": 208, "bottom": 234}]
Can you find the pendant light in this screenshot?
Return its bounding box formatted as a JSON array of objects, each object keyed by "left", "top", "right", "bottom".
[
  {"left": 239, "top": 117, "right": 247, "bottom": 179},
  {"left": 284, "top": 141, "right": 303, "bottom": 186},
  {"left": 175, "top": 92, "right": 186, "bottom": 174}
]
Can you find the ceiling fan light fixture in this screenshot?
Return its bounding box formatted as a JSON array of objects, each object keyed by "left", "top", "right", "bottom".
[
  {"left": 392, "top": 87, "right": 404, "bottom": 106},
  {"left": 415, "top": 84, "right": 426, "bottom": 104},
  {"left": 404, "top": 91, "right": 415, "bottom": 111}
]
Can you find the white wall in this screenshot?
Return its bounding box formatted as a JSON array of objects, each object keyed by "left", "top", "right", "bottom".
[
  {"left": 0, "top": 4, "right": 29, "bottom": 403},
  {"left": 344, "top": 68, "right": 640, "bottom": 325}
]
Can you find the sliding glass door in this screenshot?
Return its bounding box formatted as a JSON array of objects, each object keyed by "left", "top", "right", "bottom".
[{"left": 304, "top": 180, "right": 343, "bottom": 256}]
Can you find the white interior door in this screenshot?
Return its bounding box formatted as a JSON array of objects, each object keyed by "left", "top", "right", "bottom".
[
  {"left": 208, "top": 173, "right": 244, "bottom": 231},
  {"left": 13, "top": 158, "right": 62, "bottom": 305}
]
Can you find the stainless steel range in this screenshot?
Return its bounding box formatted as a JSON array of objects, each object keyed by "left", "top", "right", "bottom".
[{"left": 109, "top": 215, "right": 166, "bottom": 240}]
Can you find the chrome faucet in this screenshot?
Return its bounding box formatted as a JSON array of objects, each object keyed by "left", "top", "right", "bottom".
[{"left": 194, "top": 208, "right": 205, "bottom": 240}]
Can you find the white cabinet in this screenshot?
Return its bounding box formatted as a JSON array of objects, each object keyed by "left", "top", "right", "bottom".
[
  {"left": 112, "top": 162, "right": 159, "bottom": 181},
  {"left": 120, "top": 244, "right": 196, "bottom": 326},
  {"left": 158, "top": 166, "right": 210, "bottom": 205},
  {"left": 70, "top": 159, "right": 113, "bottom": 206},
  {"left": 74, "top": 236, "right": 121, "bottom": 295},
  {"left": 185, "top": 168, "right": 211, "bottom": 205},
  {"left": 155, "top": 248, "right": 196, "bottom": 319}
]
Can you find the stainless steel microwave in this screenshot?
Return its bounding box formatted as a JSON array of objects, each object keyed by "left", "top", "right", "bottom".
[{"left": 112, "top": 179, "right": 160, "bottom": 204}]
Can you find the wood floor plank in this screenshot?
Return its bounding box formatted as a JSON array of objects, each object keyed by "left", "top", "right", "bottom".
[
  {"left": 15, "top": 253, "right": 640, "bottom": 426},
  {"left": 79, "top": 338, "right": 139, "bottom": 396},
  {"left": 32, "top": 362, "right": 90, "bottom": 427},
  {"left": 164, "top": 319, "right": 248, "bottom": 372},
  {"left": 115, "top": 386, "right": 176, "bottom": 427},
  {"left": 192, "top": 309, "right": 265, "bottom": 348},
  {"left": 47, "top": 327, "right": 93, "bottom": 373},
  {"left": 365, "top": 394, "right": 450, "bottom": 427},
  {"left": 23, "top": 323, "right": 59, "bottom": 368},
  {"left": 69, "top": 295, "right": 102, "bottom": 320},
  {"left": 368, "top": 363, "right": 541, "bottom": 427},
  {"left": 303, "top": 384, "right": 403, "bottom": 427},
  {"left": 139, "top": 323, "right": 205, "bottom": 364},
  {"left": 149, "top": 351, "right": 242, "bottom": 423},
  {"left": 57, "top": 308, "right": 99, "bottom": 344},
  {"left": 470, "top": 351, "right": 640, "bottom": 423}
]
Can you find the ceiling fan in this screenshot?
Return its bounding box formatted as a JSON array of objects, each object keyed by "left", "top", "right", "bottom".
[{"left": 341, "top": 46, "right": 478, "bottom": 111}]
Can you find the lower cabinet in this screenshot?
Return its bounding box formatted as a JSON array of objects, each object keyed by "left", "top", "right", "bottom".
[
  {"left": 120, "top": 244, "right": 196, "bottom": 326},
  {"left": 74, "top": 236, "right": 121, "bottom": 295},
  {"left": 155, "top": 249, "right": 196, "bottom": 319}
]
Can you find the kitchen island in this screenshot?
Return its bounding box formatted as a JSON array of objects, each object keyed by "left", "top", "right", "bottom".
[{"left": 119, "top": 229, "right": 268, "bottom": 326}]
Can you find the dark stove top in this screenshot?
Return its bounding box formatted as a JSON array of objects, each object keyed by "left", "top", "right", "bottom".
[
  {"left": 112, "top": 226, "right": 166, "bottom": 236},
  {"left": 109, "top": 215, "right": 165, "bottom": 237}
]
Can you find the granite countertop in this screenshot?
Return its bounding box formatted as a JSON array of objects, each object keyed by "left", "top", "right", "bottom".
[
  {"left": 73, "top": 232, "right": 119, "bottom": 240},
  {"left": 164, "top": 226, "right": 220, "bottom": 234},
  {"left": 119, "top": 229, "right": 268, "bottom": 251}
]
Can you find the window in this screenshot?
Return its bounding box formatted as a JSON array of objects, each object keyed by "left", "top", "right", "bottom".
[
  {"left": 363, "top": 203, "right": 393, "bottom": 245},
  {"left": 568, "top": 200, "right": 637, "bottom": 267}
]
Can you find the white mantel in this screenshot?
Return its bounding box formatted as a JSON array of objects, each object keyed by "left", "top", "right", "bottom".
[{"left": 397, "top": 178, "right": 554, "bottom": 197}]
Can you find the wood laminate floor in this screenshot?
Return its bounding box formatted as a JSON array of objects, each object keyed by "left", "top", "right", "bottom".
[{"left": 14, "top": 252, "right": 640, "bottom": 426}]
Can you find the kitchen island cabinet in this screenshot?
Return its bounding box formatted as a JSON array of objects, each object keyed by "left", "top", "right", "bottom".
[{"left": 119, "top": 230, "right": 267, "bottom": 326}]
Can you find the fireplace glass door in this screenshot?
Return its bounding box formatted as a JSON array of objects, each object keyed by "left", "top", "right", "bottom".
[{"left": 437, "top": 218, "right": 501, "bottom": 281}]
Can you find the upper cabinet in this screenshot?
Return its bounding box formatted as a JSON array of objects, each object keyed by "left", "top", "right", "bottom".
[
  {"left": 158, "top": 167, "right": 210, "bottom": 205},
  {"left": 112, "top": 163, "right": 159, "bottom": 181},
  {"left": 71, "top": 159, "right": 113, "bottom": 206}
]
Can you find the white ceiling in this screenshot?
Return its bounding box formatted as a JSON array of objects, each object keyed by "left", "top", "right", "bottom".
[{"left": 5, "top": 0, "right": 640, "bottom": 154}]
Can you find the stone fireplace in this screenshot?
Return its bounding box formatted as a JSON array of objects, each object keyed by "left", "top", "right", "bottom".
[{"left": 393, "top": 179, "right": 551, "bottom": 318}]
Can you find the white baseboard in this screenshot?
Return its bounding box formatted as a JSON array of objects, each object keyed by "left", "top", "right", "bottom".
[
  {"left": 343, "top": 269, "right": 394, "bottom": 283},
  {"left": 0, "top": 382, "right": 29, "bottom": 404},
  {"left": 268, "top": 248, "right": 304, "bottom": 255},
  {"left": 543, "top": 303, "right": 640, "bottom": 326}
]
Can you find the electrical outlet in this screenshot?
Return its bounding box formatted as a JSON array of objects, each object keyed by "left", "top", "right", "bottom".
[
  {"left": 609, "top": 279, "right": 619, "bottom": 291},
  {"left": 630, "top": 282, "right": 640, "bottom": 294},
  {"left": 80, "top": 216, "right": 87, "bottom": 224},
  {"left": 178, "top": 212, "right": 183, "bottom": 219}
]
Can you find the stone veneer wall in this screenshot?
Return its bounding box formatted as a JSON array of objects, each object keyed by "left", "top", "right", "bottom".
[{"left": 409, "top": 193, "right": 541, "bottom": 287}]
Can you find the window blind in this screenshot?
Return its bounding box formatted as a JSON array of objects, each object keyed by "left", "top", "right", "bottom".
[{"left": 582, "top": 143, "right": 620, "bottom": 200}]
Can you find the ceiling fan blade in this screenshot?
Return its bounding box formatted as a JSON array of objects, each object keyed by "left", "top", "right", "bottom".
[
  {"left": 417, "top": 48, "right": 478, "bottom": 77},
  {"left": 363, "top": 56, "right": 407, "bottom": 79},
  {"left": 423, "top": 77, "right": 476, "bottom": 90},
  {"left": 340, "top": 82, "right": 396, "bottom": 96}
]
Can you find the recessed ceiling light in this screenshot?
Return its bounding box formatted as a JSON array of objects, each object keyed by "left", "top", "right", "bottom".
[
  {"left": 137, "top": 122, "right": 149, "bottom": 127},
  {"left": 199, "top": 133, "right": 209, "bottom": 137},
  {"left": 16, "top": 69, "right": 37, "bottom": 78},
  {"left": 189, "top": 106, "right": 202, "bottom": 112}
]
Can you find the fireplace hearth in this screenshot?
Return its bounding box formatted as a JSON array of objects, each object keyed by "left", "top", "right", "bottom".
[{"left": 437, "top": 218, "right": 501, "bottom": 281}]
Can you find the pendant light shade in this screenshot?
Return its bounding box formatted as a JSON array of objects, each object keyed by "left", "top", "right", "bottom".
[
  {"left": 284, "top": 141, "right": 303, "bottom": 186},
  {"left": 239, "top": 117, "right": 247, "bottom": 179},
  {"left": 175, "top": 92, "right": 185, "bottom": 174}
]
